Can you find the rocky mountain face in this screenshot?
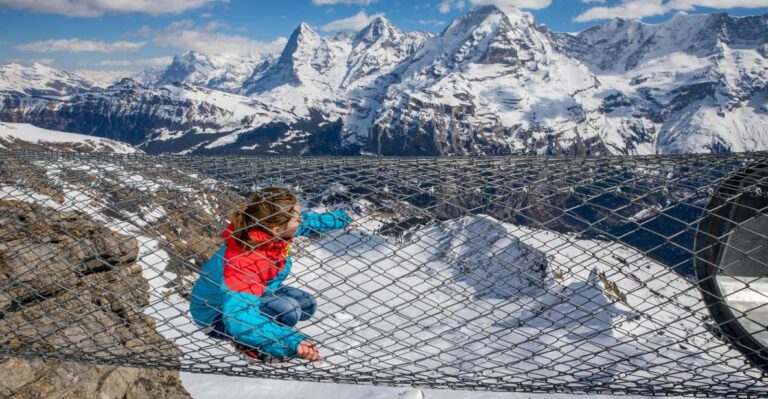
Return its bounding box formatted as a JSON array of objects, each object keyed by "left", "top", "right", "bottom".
[
  {"left": 0, "top": 357, "right": 189, "bottom": 399},
  {"left": 0, "top": 142, "right": 243, "bottom": 398},
  {"left": 0, "top": 7, "right": 766, "bottom": 155},
  {"left": 0, "top": 192, "right": 190, "bottom": 398}
]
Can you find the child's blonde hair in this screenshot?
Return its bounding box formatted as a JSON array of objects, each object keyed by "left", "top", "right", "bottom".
[{"left": 231, "top": 187, "right": 298, "bottom": 246}]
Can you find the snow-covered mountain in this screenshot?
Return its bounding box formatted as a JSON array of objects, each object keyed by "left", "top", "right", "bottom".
[
  {"left": 345, "top": 17, "right": 430, "bottom": 88},
  {"left": 0, "top": 63, "right": 99, "bottom": 96},
  {"left": 555, "top": 12, "right": 768, "bottom": 154},
  {"left": 132, "top": 65, "right": 166, "bottom": 86},
  {"left": 240, "top": 23, "right": 353, "bottom": 122},
  {"left": 240, "top": 17, "right": 430, "bottom": 148},
  {"left": 156, "top": 51, "right": 270, "bottom": 93},
  {"left": 0, "top": 7, "right": 766, "bottom": 155},
  {"left": 73, "top": 69, "right": 135, "bottom": 88},
  {"left": 0, "top": 74, "right": 308, "bottom": 151},
  {"left": 0, "top": 122, "right": 139, "bottom": 153},
  {"left": 370, "top": 7, "right": 605, "bottom": 155}
]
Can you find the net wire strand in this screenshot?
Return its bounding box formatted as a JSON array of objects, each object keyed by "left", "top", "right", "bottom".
[{"left": 0, "top": 150, "right": 767, "bottom": 396}]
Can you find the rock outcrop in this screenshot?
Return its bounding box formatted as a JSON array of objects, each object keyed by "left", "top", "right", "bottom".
[{"left": 0, "top": 192, "right": 190, "bottom": 398}]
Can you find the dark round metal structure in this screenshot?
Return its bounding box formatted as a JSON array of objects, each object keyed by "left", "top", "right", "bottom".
[{"left": 696, "top": 163, "right": 768, "bottom": 372}]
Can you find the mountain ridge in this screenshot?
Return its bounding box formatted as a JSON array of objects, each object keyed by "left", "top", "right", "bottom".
[{"left": 1, "top": 5, "right": 766, "bottom": 155}]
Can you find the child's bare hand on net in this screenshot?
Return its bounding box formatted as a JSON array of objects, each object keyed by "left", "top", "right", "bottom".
[{"left": 297, "top": 340, "right": 320, "bottom": 361}]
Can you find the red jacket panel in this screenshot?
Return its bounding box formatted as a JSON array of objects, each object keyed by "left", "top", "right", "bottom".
[{"left": 221, "top": 223, "right": 292, "bottom": 296}]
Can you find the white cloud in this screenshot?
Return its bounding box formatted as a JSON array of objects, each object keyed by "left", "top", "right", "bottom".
[
  {"left": 321, "top": 10, "right": 385, "bottom": 32},
  {"left": 575, "top": 0, "right": 768, "bottom": 22},
  {"left": 154, "top": 20, "right": 287, "bottom": 57},
  {"left": 439, "top": 0, "right": 468, "bottom": 13},
  {"left": 575, "top": 0, "right": 667, "bottom": 21},
  {"left": 0, "top": 0, "right": 225, "bottom": 17},
  {"left": 96, "top": 56, "right": 173, "bottom": 67},
  {"left": 469, "top": 0, "right": 552, "bottom": 10},
  {"left": 312, "top": 0, "right": 375, "bottom": 4},
  {"left": 16, "top": 38, "right": 146, "bottom": 53}
]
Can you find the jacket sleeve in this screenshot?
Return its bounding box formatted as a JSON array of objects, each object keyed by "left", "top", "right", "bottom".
[
  {"left": 295, "top": 210, "right": 352, "bottom": 237},
  {"left": 189, "top": 245, "right": 226, "bottom": 329},
  {"left": 264, "top": 211, "right": 352, "bottom": 294},
  {"left": 222, "top": 290, "right": 306, "bottom": 358}
]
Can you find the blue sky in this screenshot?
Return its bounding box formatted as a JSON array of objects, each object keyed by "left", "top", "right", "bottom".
[{"left": 1, "top": 0, "right": 767, "bottom": 72}]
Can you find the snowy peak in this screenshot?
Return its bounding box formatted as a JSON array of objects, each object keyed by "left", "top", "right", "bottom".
[
  {"left": 296, "top": 22, "right": 318, "bottom": 37},
  {"left": 442, "top": 4, "right": 533, "bottom": 36},
  {"left": 703, "top": 12, "right": 768, "bottom": 50},
  {"left": 569, "top": 12, "right": 768, "bottom": 72},
  {"left": 132, "top": 66, "right": 164, "bottom": 86},
  {"left": 353, "top": 16, "right": 402, "bottom": 45},
  {"left": 283, "top": 22, "right": 322, "bottom": 61},
  {"left": 243, "top": 22, "right": 351, "bottom": 96},
  {"left": 368, "top": 5, "right": 606, "bottom": 155},
  {"left": 156, "top": 51, "right": 211, "bottom": 84},
  {"left": 385, "top": 1, "right": 554, "bottom": 88},
  {"left": 242, "top": 23, "right": 322, "bottom": 94},
  {"left": 432, "top": 4, "right": 546, "bottom": 68},
  {"left": 343, "top": 16, "right": 428, "bottom": 88},
  {"left": 154, "top": 51, "right": 260, "bottom": 93},
  {"left": 107, "top": 77, "right": 144, "bottom": 90},
  {"left": 0, "top": 63, "right": 98, "bottom": 96}
]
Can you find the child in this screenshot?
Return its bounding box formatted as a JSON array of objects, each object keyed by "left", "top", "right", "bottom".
[{"left": 190, "top": 187, "right": 352, "bottom": 362}]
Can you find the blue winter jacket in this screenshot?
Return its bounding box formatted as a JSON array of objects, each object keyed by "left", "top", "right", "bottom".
[{"left": 189, "top": 210, "right": 351, "bottom": 357}]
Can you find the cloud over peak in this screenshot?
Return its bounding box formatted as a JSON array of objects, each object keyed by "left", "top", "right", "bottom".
[
  {"left": 469, "top": 0, "right": 552, "bottom": 11},
  {"left": 0, "top": 0, "right": 224, "bottom": 17},
  {"left": 575, "top": 0, "right": 768, "bottom": 22},
  {"left": 321, "top": 10, "right": 386, "bottom": 32},
  {"left": 153, "top": 20, "right": 287, "bottom": 57},
  {"left": 16, "top": 39, "right": 146, "bottom": 53}
]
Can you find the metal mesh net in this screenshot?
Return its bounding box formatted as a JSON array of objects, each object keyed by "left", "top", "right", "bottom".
[{"left": 1, "top": 150, "right": 767, "bottom": 397}]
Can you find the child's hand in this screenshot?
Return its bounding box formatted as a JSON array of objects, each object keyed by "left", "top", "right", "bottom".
[
  {"left": 297, "top": 340, "right": 320, "bottom": 361},
  {"left": 338, "top": 210, "right": 358, "bottom": 229}
]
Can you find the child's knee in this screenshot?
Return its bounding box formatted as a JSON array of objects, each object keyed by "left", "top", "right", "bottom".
[
  {"left": 261, "top": 296, "right": 302, "bottom": 327},
  {"left": 299, "top": 295, "right": 317, "bottom": 320},
  {"left": 273, "top": 286, "right": 316, "bottom": 321}
]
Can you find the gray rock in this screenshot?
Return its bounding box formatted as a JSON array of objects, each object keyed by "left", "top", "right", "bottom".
[{"left": 0, "top": 199, "right": 189, "bottom": 399}]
